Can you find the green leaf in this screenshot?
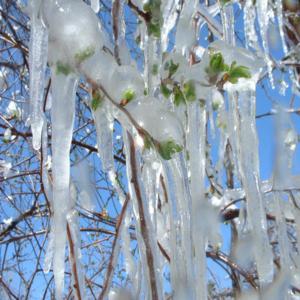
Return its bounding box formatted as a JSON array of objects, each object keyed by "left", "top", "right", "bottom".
[
  {"left": 143, "top": 1, "right": 161, "bottom": 17},
  {"left": 157, "top": 139, "right": 183, "bottom": 160},
  {"left": 91, "top": 90, "right": 103, "bottom": 111},
  {"left": 209, "top": 52, "right": 227, "bottom": 74},
  {"left": 152, "top": 64, "right": 159, "bottom": 75},
  {"left": 144, "top": 0, "right": 162, "bottom": 38},
  {"left": 160, "top": 84, "right": 172, "bottom": 98},
  {"left": 183, "top": 80, "right": 196, "bottom": 102},
  {"left": 135, "top": 35, "right": 141, "bottom": 45},
  {"left": 143, "top": 133, "right": 153, "bottom": 150},
  {"left": 227, "top": 62, "right": 251, "bottom": 84},
  {"left": 164, "top": 61, "right": 170, "bottom": 71},
  {"left": 74, "top": 46, "right": 95, "bottom": 64},
  {"left": 122, "top": 88, "right": 136, "bottom": 103},
  {"left": 148, "top": 22, "right": 161, "bottom": 38},
  {"left": 221, "top": 0, "right": 231, "bottom": 6},
  {"left": 56, "top": 61, "right": 72, "bottom": 75},
  {"left": 212, "top": 101, "right": 220, "bottom": 111},
  {"left": 199, "top": 99, "right": 206, "bottom": 108},
  {"left": 173, "top": 85, "right": 185, "bottom": 106},
  {"left": 143, "top": 2, "right": 151, "bottom": 12},
  {"left": 168, "top": 59, "right": 179, "bottom": 77}
]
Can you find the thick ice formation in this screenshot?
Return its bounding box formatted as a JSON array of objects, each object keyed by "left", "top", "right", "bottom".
[
  {"left": 126, "top": 97, "right": 184, "bottom": 146},
  {"left": 41, "top": 0, "right": 103, "bottom": 69},
  {"left": 109, "top": 65, "right": 144, "bottom": 103}
]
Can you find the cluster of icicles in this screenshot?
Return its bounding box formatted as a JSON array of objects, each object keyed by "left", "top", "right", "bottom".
[{"left": 27, "top": 0, "right": 299, "bottom": 299}]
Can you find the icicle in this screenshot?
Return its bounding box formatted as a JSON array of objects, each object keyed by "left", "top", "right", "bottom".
[
  {"left": 175, "top": 2, "right": 195, "bottom": 53},
  {"left": 161, "top": 0, "right": 180, "bottom": 52},
  {"left": 118, "top": 40, "right": 132, "bottom": 65},
  {"left": 197, "top": 4, "right": 223, "bottom": 40},
  {"left": 220, "top": 40, "right": 274, "bottom": 283},
  {"left": 220, "top": 2, "right": 235, "bottom": 46},
  {"left": 162, "top": 154, "right": 195, "bottom": 300},
  {"left": 145, "top": 36, "right": 162, "bottom": 96},
  {"left": 41, "top": 120, "right": 55, "bottom": 274},
  {"left": 214, "top": 90, "right": 228, "bottom": 178},
  {"left": 244, "top": 0, "right": 259, "bottom": 50},
  {"left": 121, "top": 209, "right": 139, "bottom": 297},
  {"left": 291, "top": 191, "right": 300, "bottom": 284},
  {"left": 92, "top": 100, "right": 115, "bottom": 173},
  {"left": 93, "top": 98, "right": 136, "bottom": 299},
  {"left": 273, "top": 192, "right": 292, "bottom": 269},
  {"left": 41, "top": 120, "right": 52, "bottom": 202},
  {"left": 256, "top": 0, "right": 274, "bottom": 87},
  {"left": 207, "top": 91, "right": 216, "bottom": 139},
  {"left": 227, "top": 84, "right": 274, "bottom": 286},
  {"left": 112, "top": 0, "right": 126, "bottom": 64},
  {"left": 67, "top": 182, "right": 85, "bottom": 300},
  {"left": 43, "top": 219, "right": 54, "bottom": 274},
  {"left": 72, "top": 158, "right": 95, "bottom": 211},
  {"left": 91, "top": 0, "right": 100, "bottom": 13},
  {"left": 141, "top": 148, "right": 162, "bottom": 231},
  {"left": 50, "top": 72, "right": 79, "bottom": 300},
  {"left": 271, "top": 109, "right": 297, "bottom": 275},
  {"left": 98, "top": 206, "right": 128, "bottom": 299},
  {"left": 108, "top": 287, "right": 133, "bottom": 300},
  {"left": 162, "top": 161, "right": 188, "bottom": 300},
  {"left": 122, "top": 133, "right": 163, "bottom": 300},
  {"left": 93, "top": 101, "right": 136, "bottom": 298},
  {"left": 28, "top": 0, "right": 48, "bottom": 150},
  {"left": 36, "top": 1, "right": 104, "bottom": 295},
  {"left": 186, "top": 101, "right": 207, "bottom": 300},
  {"left": 273, "top": 108, "right": 298, "bottom": 190},
  {"left": 275, "top": 0, "right": 288, "bottom": 54}
]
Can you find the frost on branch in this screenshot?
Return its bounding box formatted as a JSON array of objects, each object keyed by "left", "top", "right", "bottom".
[{"left": 24, "top": 0, "right": 300, "bottom": 299}]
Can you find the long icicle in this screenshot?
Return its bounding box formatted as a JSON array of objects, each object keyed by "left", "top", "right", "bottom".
[
  {"left": 126, "top": 133, "right": 162, "bottom": 300},
  {"left": 244, "top": 0, "right": 259, "bottom": 50},
  {"left": 51, "top": 72, "right": 79, "bottom": 300},
  {"left": 93, "top": 100, "right": 134, "bottom": 299},
  {"left": 162, "top": 153, "right": 195, "bottom": 300},
  {"left": 187, "top": 101, "right": 207, "bottom": 300},
  {"left": 275, "top": 0, "right": 288, "bottom": 55},
  {"left": 28, "top": 0, "right": 48, "bottom": 150},
  {"left": 256, "top": 0, "right": 274, "bottom": 87},
  {"left": 67, "top": 182, "right": 85, "bottom": 300},
  {"left": 220, "top": 2, "right": 235, "bottom": 46},
  {"left": 235, "top": 86, "right": 274, "bottom": 286}
]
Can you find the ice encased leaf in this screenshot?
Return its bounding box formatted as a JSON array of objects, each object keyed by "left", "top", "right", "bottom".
[{"left": 127, "top": 97, "right": 184, "bottom": 146}]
